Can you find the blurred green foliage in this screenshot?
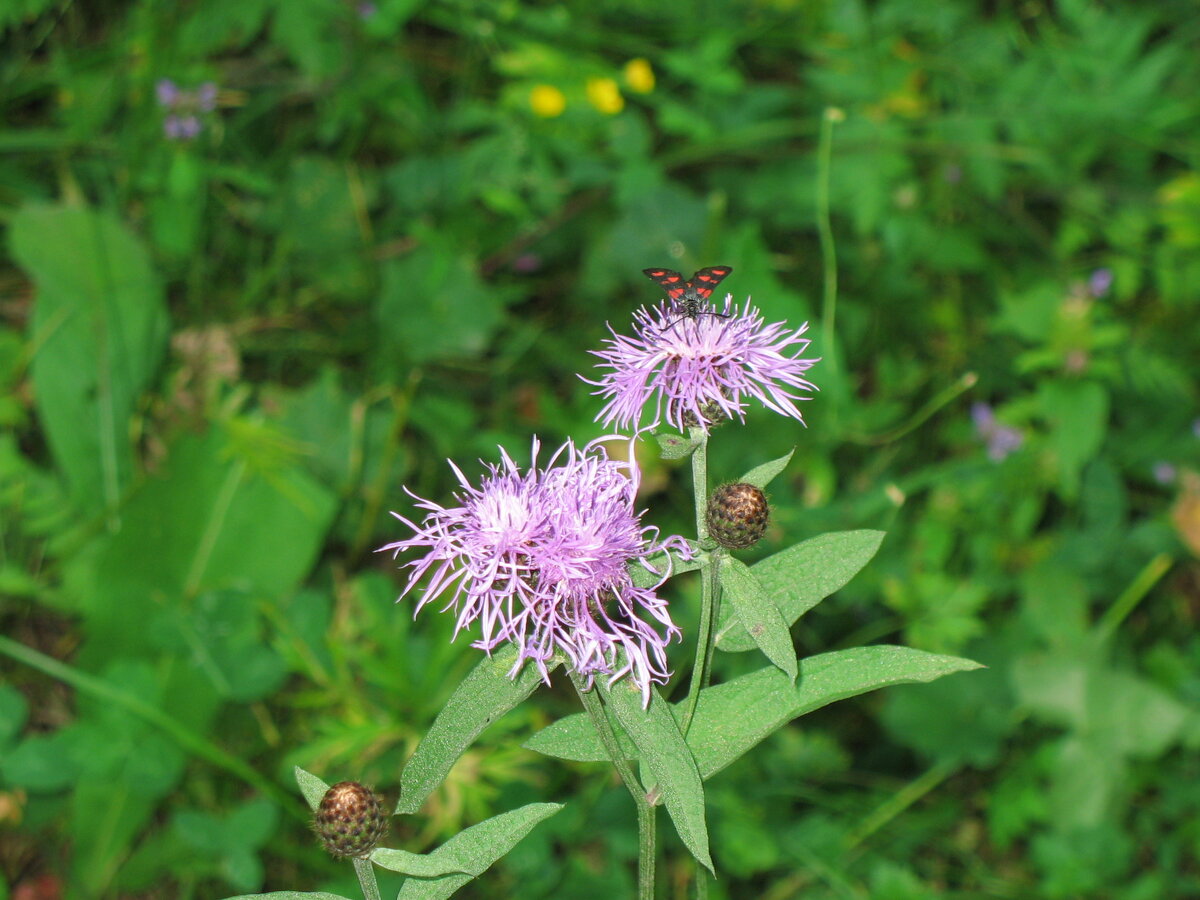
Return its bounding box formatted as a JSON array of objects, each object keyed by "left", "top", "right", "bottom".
[{"left": 2, "top": 0, "right": 1200, "bottom": 897}]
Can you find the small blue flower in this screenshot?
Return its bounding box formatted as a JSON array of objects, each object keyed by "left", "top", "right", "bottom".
[
  {"left": 156, "top": 79, "right": 218, "bottom": 141},
  {"left": 1088, "top": 268, "right": 1113, "bottom": 298},
  {"left": 971, "top": 402, "right": 1023, "bottom": 462}
]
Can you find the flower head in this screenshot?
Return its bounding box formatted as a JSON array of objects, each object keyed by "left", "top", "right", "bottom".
[
  {"left": 971, "top": 402, "right": 1023, "bottom": 462},
  {"left": 155, "top": 78, "right": 218, "bottom": 141},
  {"left": 379, "top": 437, "right": 688, "bottom": 704},
  {"left": 587, "top": 297, "right": 818, "bottom": 433}
]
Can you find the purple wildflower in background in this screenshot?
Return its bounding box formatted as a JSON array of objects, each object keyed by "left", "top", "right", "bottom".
[
  {"left": 1153, "top": 461, "right": 1178, "bottom": 485},
  {"left": 380, "top": 437, "right": 689, "bottom": 705},
  {"left": 971, "top": 402, "right": 1024, "bottom": 461},
  {"left": 1088, "top": 268, "right": 1113, "bottom": 298},
  {"left": 164, "top": 115, "right": 201, "bottom": 141},
  {"left": 588, "top": 297, "right": 818, "bottom": 433},
  {"left": 196, "top": 82, "right": 218, "bottom": 112},
  {"left": 156, "top": 78, "right": 180, "bottom": 107},
  {"left": 156, "top": 78, "right": 218, "bottom": 141}
]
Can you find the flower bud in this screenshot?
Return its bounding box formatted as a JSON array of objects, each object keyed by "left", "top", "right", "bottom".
[
  {"left": 313, "top": 781, "right": 388, "bottom": 859},
  {"left": 706, "top": 483, "right": 769, "bottom": 550},
  {"left": 682, "top": 399, "right": 729, "bottom": 430}
]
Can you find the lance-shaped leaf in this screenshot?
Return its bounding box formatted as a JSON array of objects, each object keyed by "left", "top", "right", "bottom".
[
  {"left": 294, "top": 766, "right": 330, "bottom": 811},
  {"left": 737, "top": 448, "right": 794, "bottom": 489},
  {"left": 526, "top": 646, "right": 981, "bottom": 781},
  {"left": 397, "top": 644, "right": 551, "bottom": 815},
  {"left": 717, "top": 530, "right": 885, "bottom": 651},
  {"left": 11, "top": 203, "right": 168, "bottom": 515},
  {"left": 600, "top": 678, "right": 713, "bottom": 873},
  {"left": 395, "top": 803, "right": 563, "bottom": 899},
  {"left": 718, "top": 556, "right": 796, "bottom": 680},
  {"left": 223, "top": 893, "right": 352, "bottom": 899}
]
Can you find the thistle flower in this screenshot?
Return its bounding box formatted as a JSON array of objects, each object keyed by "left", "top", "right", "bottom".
[
  {"left": 588, "top": 297, "right": 818, "bottom": 433},
  {"left": 379, "top": 437, "right": 688, "bottom": 705}
]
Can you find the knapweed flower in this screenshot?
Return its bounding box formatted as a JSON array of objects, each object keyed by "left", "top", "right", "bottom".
[
  {"left": 587, "top": 298, "right": 818, "bottom": 433},
  {"left": 971, "top": 402, "right": 1023, "bottom": 461},
  {"left": 379, "top": 437, "right": 689, "bottom": 705}
]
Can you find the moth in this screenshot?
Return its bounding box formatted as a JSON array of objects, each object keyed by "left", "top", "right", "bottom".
[{"left": 642, "top": 265, "right": 733, "bottom": 329}]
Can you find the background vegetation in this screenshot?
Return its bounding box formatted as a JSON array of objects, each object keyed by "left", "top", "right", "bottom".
[{"left": 3, "top": 0, "right": 1200, "bottom": 897}]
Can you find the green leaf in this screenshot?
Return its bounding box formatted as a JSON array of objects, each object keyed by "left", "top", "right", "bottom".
[
  {"left": 600, "top": 679, "right": 713, "bottom": 873},
  {"left": 686, "top": 646, "right": 983, "bottom": 779},
  {"left": 738, "top": 448, "right": 794, "bottom": 488},
  {"left": 718, "top": 557, "right": 797, "bottom": 680},
  {"left": 656, "top": 431, "right": 702, "bottom": 460},
  {"left": 371, "top": 848, "right": 472, "bottom": 878},
  {"left": 294, "top": 766, "right": 330, "bottom": 812},
  {"left": 526, "top": 647, "right": 982, "bottom": 781},
  {"left": 396, "top": 644, "right": 551, "bottom": 815},
  {"left": 717, "top": 530, "right": 885, "bottom": 652},
  {"left": 376, "top": 242, "right": 507, "bottom": 369},
  {"left": 0, "top": 684, "right": 29, "bottom": 746},
  {"left": 222, "top": 893, "right": 352, "bottom": 900},
  {"left": 10, "top": 203, "right": 168, "bottom": 514},
  {"left": 1037, "top": 380, "right": 1109, "bottom": 500},
  {"left": 394, "top": 803, "right": 563, "bottom": 899},
  {"left": 60, "top": 429, "right": 338, "bottom": 654}
]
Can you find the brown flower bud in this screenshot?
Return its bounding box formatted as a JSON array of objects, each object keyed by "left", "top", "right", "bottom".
[
  {"left": 313, "top": 781, "right": 388, "bottom": 859},
  {"left": 706, "top": 482, "right": 769, "bottom": 550}
]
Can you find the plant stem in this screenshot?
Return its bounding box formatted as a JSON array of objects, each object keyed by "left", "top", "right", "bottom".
[
  {"left": 353, "top": 857, "right": 381, "bottom": 900},
  {"left": 681, "top": 426, "right": 718, "bottom": 736},
  {"left": 571, "top": 671, "right": 656, "bottom": 900},
  {"left": 690, "top": 425, "right": 710, "bottom": 543},
  {"left": 816, "top": 106, "right": 842, "bottom": 427},
  {"left": 1097, "top": 552, "right": 1173, "bottom": 642}
]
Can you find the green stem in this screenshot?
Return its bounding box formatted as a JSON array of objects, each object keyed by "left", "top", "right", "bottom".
[
  {"left": 843, "top": 758, "right": 958, "bottom": 852},
  {"left": 0, "top": 635, "right": 308, "bottom": 822},
  {"left": 681, "top": 426, "right": 718, "bottom": 737},
  {"left": 1096, "top": 552, "right": 1173, "bottom": 642},
  {"left": 842, "top": 371, "right": 979, "bottom": 446},
  {"left": 690, "top": 426, "right": 710, "bottom": 542},
  {"left": 680, "top": 554, "right": 721, "bottom": 738},
  {"left": 571, "top": 671, "right": 656, "bottom": 900},
  {"left": 353, "top": 857, "right": 381, "bottom": 900},
  {"left": 816, "top": 107, "right": 843, "bottom": 425}
]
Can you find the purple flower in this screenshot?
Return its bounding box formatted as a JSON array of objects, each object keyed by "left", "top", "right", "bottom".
[
  {"left": 379, "top": 437, "right": 689, "bottom": 705},
  {"left": 163, "top": 114, "right": 201, "bottom": 141},
  {"left": 156, "top": 78, "right": 180, "bottom": 108},
  {"left": 1153, "top": 461, "right": 1178, "bottom": 485},
  {"left": 196, "top": 82, "right": 218, "bottom": 112},
  {"left": 156, "top": 79, "right": 218, "bottom": 141},
  {"left": 971, "top": 402, "right": 1023, "bottom": 462},
  {"left": 588, "top": 298, "right": 819, "bottom": 433},
  {"left": 1088, "top": 268, "right": 1113, "bottom": 298}
]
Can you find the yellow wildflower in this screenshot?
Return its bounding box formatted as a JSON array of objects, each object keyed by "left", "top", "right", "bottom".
[
  {"left": 623, "top": 58, "right": 655, "bottom": 94},
  {"left": 530, "top": 84, "right": 566, "bottom": 118},
  {"left": 586, "top": 77, "right": 624, "bottom": 115}
]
